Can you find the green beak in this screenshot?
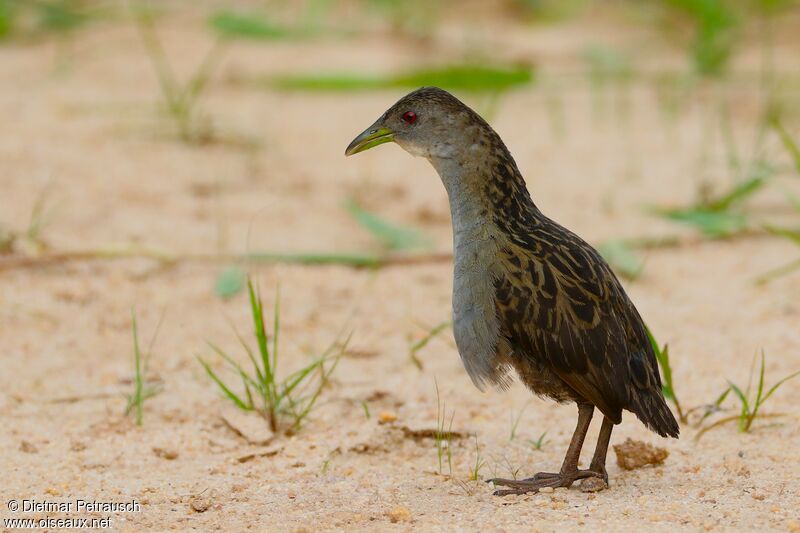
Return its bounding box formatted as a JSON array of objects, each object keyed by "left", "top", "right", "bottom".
[{"left": 345, "top": 126, "right": 394, "bottom": 156}]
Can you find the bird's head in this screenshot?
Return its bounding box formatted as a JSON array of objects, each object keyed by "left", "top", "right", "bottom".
[{"left": 345, "top": 87, "right": 485, "bottom": 160}]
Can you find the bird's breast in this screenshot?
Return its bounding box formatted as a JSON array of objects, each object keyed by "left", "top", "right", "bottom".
[{"left": 450, "top": 216, "right": 508, "bottom": 389}]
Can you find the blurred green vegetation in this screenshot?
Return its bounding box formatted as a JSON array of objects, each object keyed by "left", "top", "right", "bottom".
[
  {"left": 0, "top": 1, "right": 14, "bottom": 39},
  {"left": 512, "top": 0, "right": 589, "bottom": 22},
  {"left": 664, "top": 0, "right": 740, "bottom": 77},
  {"left": 344, "top": 199, "right": 431, "bottom": 251},
  {"left": 366, "top": 0, "right": 442, "bottom": 39},
  {"left": 209, "top": 10, "right": 298, "bottom": 41},
  {"left": 0, "top": 0, "right": 98, "bottom": 40},
  {"left": 269, "top": 64, "right": 535, "bottom": 92},
  {"left": 1, "top": 0, "right": 800, "bottom": 283}
]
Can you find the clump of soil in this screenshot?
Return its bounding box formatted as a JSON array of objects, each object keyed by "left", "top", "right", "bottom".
[{"left": 613, "top": 438, "right": 669, "bottom": 470}]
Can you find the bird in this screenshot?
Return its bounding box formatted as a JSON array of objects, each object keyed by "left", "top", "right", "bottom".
[{"left": 345, "top": 87, "right": 679, "bottom": 495}]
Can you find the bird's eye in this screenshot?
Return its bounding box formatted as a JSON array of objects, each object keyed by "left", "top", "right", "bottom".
[{"left": 402, "top": 111, "right": 417, "bottom": 124}]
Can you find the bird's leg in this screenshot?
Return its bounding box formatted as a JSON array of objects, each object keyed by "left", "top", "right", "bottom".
[
  {"left": 589, "top": 416, "right": 613, "bottom": 482},
  {"left": 578, "top": 416, "right": 614, "bottom": 492},
  {"left": 490, "top": 404, "right": 603, "bottom": 496}
]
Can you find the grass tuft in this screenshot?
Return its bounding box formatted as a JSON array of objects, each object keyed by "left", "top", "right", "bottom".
[
  {"left": 468, "top": 435, "right": 486, "bottom": 481},
  {"left": 696, "top": 351, "right": 799, "bottom": 439},
  {"left": 125, "top": 309, "right": 164, "bottom": 425},
  {"left": 654, "top": 164, "right": 772, "bottom": 238},
  {"left": 527, "top": 430, "right": 549, "bottom": 451},
  {"left": 131, "top": 4, "right": 225, "bottom": 144},
  {"left": 199, "top": 279, "right": 345, "bottom": 434}
]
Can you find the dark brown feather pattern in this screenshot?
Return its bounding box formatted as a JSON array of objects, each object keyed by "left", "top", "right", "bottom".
[
  {"left": 348, "top": 86, "right": 679, "bottom": 440},
  {"left": 481, "top": 133, "right": 678, "bottom": 437}
]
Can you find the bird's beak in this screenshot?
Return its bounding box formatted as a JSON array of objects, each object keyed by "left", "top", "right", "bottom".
[{"left": 345, "top": 125, "right": 394, "bottom": 156}]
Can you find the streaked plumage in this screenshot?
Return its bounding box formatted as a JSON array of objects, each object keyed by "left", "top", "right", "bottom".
[{"left": 346, "top": 86, "right": 678, "bottom": 495}]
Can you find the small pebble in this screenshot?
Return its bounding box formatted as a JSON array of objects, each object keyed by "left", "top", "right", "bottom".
[
  {"left": 152, "top": 447, "right": 179, "bottom": 460},
  {"left": 20, "top": 440, "right": 38, "bottom": 454},
  {"left": 387, "top": 505, "right": 411, "bottom": 523},
  {"left": 378, "top": 411, "right": 397, "bottom": 424},
  {"left": 189, "top": 494, "right": 213, "bottom": 513},
  {"left": 539, "top": 486, "right": 554, "bottom": 493},
  {"left": 580, "top": 477, "right": 608, "bottom": 493}
]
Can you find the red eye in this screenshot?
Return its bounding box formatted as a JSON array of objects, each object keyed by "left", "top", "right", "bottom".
[{"left": 402, "top": 111, "right": 417, "bottom": 124}]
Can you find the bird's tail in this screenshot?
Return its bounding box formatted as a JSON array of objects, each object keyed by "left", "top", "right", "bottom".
[{"left": 629, "top": 388, "right": 680, "bottom": 438}]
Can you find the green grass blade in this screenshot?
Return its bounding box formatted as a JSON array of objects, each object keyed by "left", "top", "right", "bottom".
[
  {"left": 244, "top": 251, "right": 382, "bottom": 268},
  {"left": 131, "top": 309, "right": 143, "bottom": 425},
  {"left": 659, "top": 209, "right": 748, "bottom": 238},
  {"left": 227, "top": 322, "right": 265, "bottom": 387},
  {"left": 696, "top": 386, "right": 731, "bottom": 426},
  {"left": 270, "top": 64, "right": 534, "bottom": 92},
  {"left": 726, "top": 380, "right": 748, "bottom": 410},
  {"left": 409, "top": 320, "right": 452, "bottom": 368},
  {"left": 707, "top": 175, "right": 767, "bottom": 212},
  {"left": 755, "top": 351, "right": 766, "bottom": 407},
  {"left": 771, "top": 116, "right": 800, "bottom": 175},
  {"left": 344, "top": 199, "right": 429, "bottom": 251},
  {"left": 727, "top": 380, "right": 751, "bottom": 427},
  {"left": 760, "top": 369, "right": 800, "bottom": 405},
  {"left": 645, "top": 326, "right": 674, "bottom": 400},
  {"left": 248, "top": 280, "right": 274, "bottom": 395},
  {"left": 0, "top": 1, "right": 15, "bottom": 40},
  {"left": 183, "top": 38, "right": 225, "bottom": 108},
  {"left": 764, "top": 224, "right": 800, "bottom": 246},
  {"left": 281, "top": 359, "right": 322, "bottom": 399},
  {"left": 209, "top": 11, "right": 296, "bottom": 40},
  {"left": 659, "top": 345, "right": 675, "bottom": 400},
  {"left": 198, "top": 357, "right": 252, "bottom": 411},
  {"left": 390, "top": 64, "right": 534, "bottom": 92},
  {"left": 207, "top": 342, "right": 261, "bottom": 392},
  {"left": 755, "top": 257, "right": 800, "bottom": 285},
  {"left": 291, "top": 355, "right": 342, "bottom": 430},
  {"left": 272, "top": 285, "right": 280, "bottom": 377}
]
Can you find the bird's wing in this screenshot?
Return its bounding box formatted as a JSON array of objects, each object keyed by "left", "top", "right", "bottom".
[{"left": 493, "top": 231, "right": 662, "bottom": 422}]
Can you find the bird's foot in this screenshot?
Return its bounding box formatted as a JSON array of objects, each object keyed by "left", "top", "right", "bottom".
[{"left": 489, "top": 469, "right": 603, "bottom": 496}]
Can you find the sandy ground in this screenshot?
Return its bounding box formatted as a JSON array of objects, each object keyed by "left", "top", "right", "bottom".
[{"left": 2, "top": 5, "right": 800, "bottom": 532}]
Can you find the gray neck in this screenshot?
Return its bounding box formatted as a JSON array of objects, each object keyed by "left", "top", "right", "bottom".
[
  {"left": 427, "top": 155, "right": 506, "bottom": 392},
  {"left": 430, "top": 156, "right": 492, "bottom": 245}
]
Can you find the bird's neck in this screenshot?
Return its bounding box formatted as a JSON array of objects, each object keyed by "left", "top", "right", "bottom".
[{"left": 430, "top": 148, "right": 539, "bottom": 241}]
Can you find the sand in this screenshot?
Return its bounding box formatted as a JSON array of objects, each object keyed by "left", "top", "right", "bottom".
[{"left": 2, "top": 4, "right": 800, "bottom": 532}]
